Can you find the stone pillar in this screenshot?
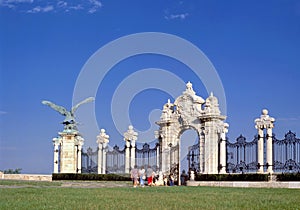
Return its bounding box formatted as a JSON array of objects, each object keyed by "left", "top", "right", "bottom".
[
  {"left": 53, "top": 138, "right": 60, "bottom": 173},
  {"left": 255, "top": 109, "right": 275, "bottom": 174},
  {"left": 266, "top": 128, "right": 273, "bottom": 173},
  {"left": 130, "top": 140, "right": 136, "bottom": 170},
  {"left": 156, "top": 143, "right": 160, "bottom": 170},
  {"left": 77, "top": 144, "right": 82, "bottom": 173},
  {"left": 125, "top": 141, "right": 130, "bottom": 173},
  {"left": 204, "top": 121, "right": 220, "bottom": 174},
  {"left": 159, "top": 133, "right": 169, "bottom": 173},
  {"left": 219, "top": 123, "right": 229, "bottom": 174},
  {"left": 199, "top": 130, "right": 205, "bottom": 173},
  {"left": 123, "top": 125, "right": 138, "bottom": 173},
  {"left": 257, "top": 128, "right": 264, "bottom": 173},
  {"left": 97, "top": 129, "right": 110, "bottom": 174},
  {"left": 97, "top": 143, "right": 103, "bottom": 174},
  {"left": 103, "top": 142, "right": 108, "bottom": 174}
]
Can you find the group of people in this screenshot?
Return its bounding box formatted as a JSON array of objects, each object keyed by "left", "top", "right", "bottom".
[
  {"left": 130, "top": 165, "right": 188, "bottom": 187},
  {"left": 130, "top": 165, "right": 156, "bottom": 188}
]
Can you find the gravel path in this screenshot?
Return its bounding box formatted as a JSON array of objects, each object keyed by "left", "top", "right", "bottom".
[{"left": 0, "top": 180, "right": 132, "bottom": 188}]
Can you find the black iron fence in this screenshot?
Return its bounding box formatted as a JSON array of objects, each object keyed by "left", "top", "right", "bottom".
[
  {"left": 82, "top": 141, "right": 159, "bottom": 174},
  {"left": 187, "top": 131, "right": 300, "bottom": 174},
  {"left": 81, "top": 147, "right": 98, "bottom": 173},
  {"left": 82, "top": 131, "right": 300, "bottom": 174},
  {"left": 226, "top": 131, "right": 300, "bottom": 173},
  {"left": 135, "top": 142, "right": 159, "bottom": 171}
]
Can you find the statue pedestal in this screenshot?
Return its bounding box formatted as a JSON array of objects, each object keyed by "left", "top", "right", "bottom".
[{"left": 54, "top": 129, "right": 84, "bottom": 174}]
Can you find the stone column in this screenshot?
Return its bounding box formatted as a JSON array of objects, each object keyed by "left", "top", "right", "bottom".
[
  {"left": 123, "top": 125, "right": 138, "bottom": 173},
  {"left": 156, "top": 143, "right": 160, "bottom": 170},
  {"left": 77, "top": 144, "right": 82, "bottom": 173},
  {"left": 97, "top": 143, "right": 103, "bottom": 174},
  {"left": 53, "top": 138, "right": 60, "bottom": 173},
  {"left": 219, "top": 123, "right": 229, "bottom": 174},
  {"left": 266, "top": 128, "right": 273, "bottom": 173},
  {"left": 130, "top": 139, "right": 136, "bottom": 170},
  {"left": 204, "top": 121, "right": 220, "bottom": 174},
  {"left": 125, "top": 140, "right": 130, "bottom": 173},
  {"left": 97, "top": 129, "right": 110, "bottom": 174},
  {"left": 255, "top": 109, "right": 275, "bottom": 174},
  {"left": 199, "top": 130, "right": 205, "bottom": 173},
  {"left": 102, "top": 142, "right": 108, "bottom": 174},
  {"left": 257, "top": 128, "right": 264, "bottom": 173},
  {"left": 160, "top": 132, "right": 169, "bottom": 173}
]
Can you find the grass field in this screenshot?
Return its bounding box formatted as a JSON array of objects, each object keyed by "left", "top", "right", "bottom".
[{"left": 0, "top": 180, "right": 299, "bottom": 210}]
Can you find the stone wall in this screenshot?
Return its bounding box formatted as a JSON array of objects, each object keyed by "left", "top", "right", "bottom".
[
  {"left": 187, "top": 181, "right": 300, "bottom": 189},
  {"left": 0, "top": 173, "right": 52, "bottom": 181}
]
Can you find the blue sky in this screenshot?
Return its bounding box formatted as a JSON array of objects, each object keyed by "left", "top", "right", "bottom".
[{"left": 1, "top": 0, "right": 300, "bottom": 174}]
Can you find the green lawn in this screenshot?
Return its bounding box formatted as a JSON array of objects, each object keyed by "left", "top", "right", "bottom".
[{"left": 0, "top": 180, "right": 299, "bottom": 210}]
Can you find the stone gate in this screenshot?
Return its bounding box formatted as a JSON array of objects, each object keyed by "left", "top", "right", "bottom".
[{"left": 155, "top": 82, "right": 228, "bottom": 175}]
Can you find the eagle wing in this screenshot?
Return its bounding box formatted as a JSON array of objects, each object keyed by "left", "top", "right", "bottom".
[
  {"left": 42, "top": 100, "right": 68, "bottom": 116},
  {"left": 71, "top": 97, "right": 94, "bottom": 114}
]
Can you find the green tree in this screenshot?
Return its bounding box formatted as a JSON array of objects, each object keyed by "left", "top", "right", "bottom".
[{"left": 3, "top": 168, "right": 22, "bottom": 174}]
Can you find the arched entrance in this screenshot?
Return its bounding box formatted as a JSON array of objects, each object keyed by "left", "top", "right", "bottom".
[
  {"left": 178, "top": 128, "right": 199, "bottom": 184},
  {"left": 156, "top": 82, "right": 229, "bottom": 181}
]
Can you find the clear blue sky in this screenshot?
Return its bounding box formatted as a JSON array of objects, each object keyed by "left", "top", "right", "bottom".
[{"left": 1, "top": 0, "right": 299, "bottom": 174}]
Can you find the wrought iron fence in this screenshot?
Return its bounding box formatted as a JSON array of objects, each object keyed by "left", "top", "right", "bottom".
[
  {"left": 273, "top": 131, "right": 300, "bottom": 173},
  {"left": 106, "top": 145, "right": 126, "bottom": 174},
  {"left": 135, "top": 142, "right": 159, "bottom": 171},
  {"left": 81, "top": 147, "right": 98, "bottom": 173},
  {"left": 187, "top": 142, "right": 200, "bottom": 174},
  {"left": 226, "top": 135, "right": 258, "bottom": 173},
  {"left": 187, "top": 131, "right": 300, "bottom": 174},
  {"left": 81, "top": 131, "right": 300, "bottom": 174}
]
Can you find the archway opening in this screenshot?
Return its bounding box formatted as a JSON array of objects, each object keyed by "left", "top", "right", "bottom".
[{"left": 177, "top": 129, "right": 199, "bottom": 185}]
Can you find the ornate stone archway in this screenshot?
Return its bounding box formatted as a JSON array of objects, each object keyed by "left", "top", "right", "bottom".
[{"left": 156, "top": 82, "right": 229, "bottom": 175}]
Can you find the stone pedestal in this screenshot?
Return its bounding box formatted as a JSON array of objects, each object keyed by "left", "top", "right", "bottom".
[
  {"left": 54, "top": 130, "right": 84, "bottom": 174},
  {"left": 190, "top": 171, "right": 195, "bottom": 181},
  {"left": 60, "top": 133, "right": 77, "bottom": 173}
]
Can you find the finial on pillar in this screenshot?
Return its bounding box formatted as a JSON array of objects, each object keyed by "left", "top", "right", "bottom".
[
  {"left": 255, "top": 109, "right": 275, "bottom": 129},
  {"left": 186, "top": 81, "right": 193, "bottom": 90},
  {"left": 97, "top": 128, "right": 110, "bottom": 144},
  {"left": 124, "top": 125, "right": 138, "bottom": 141},
  {"left": 262, "top": 109, "right": 268, "bottom": 115}
]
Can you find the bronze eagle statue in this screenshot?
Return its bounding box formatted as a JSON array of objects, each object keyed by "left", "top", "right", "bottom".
[{"left": 42, "top": 97, "right": 94, "bottom": 125}]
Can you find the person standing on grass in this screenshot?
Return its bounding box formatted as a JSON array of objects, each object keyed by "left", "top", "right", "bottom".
[
  {"left": 169, "top": 174, "right": 174, "bottom": 186},
  {"left": 130, "top": 165, "right": 139, "bottom": 188},
  {"left": 146, "top": 166, "right": 153, "bottom": 186},
  {"left": 139, "top": 166, "right": 146, "bottom": 187},
  {"left": 180, "top": 170, "right": 188, "bottom": 186}
]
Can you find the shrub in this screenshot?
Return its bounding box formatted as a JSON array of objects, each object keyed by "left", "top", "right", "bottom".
[
  {"left": 3, "top": 168, "right": 22, "bottom": 174},
  {"left": 195, "top": 173, "right": 269, "bottom": 181},
  {"left": 52, "top": 173, "right": 131, "bottom": 181},
  {"left": 276, "top": 173, "right": 300, "bottom": 181}
]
